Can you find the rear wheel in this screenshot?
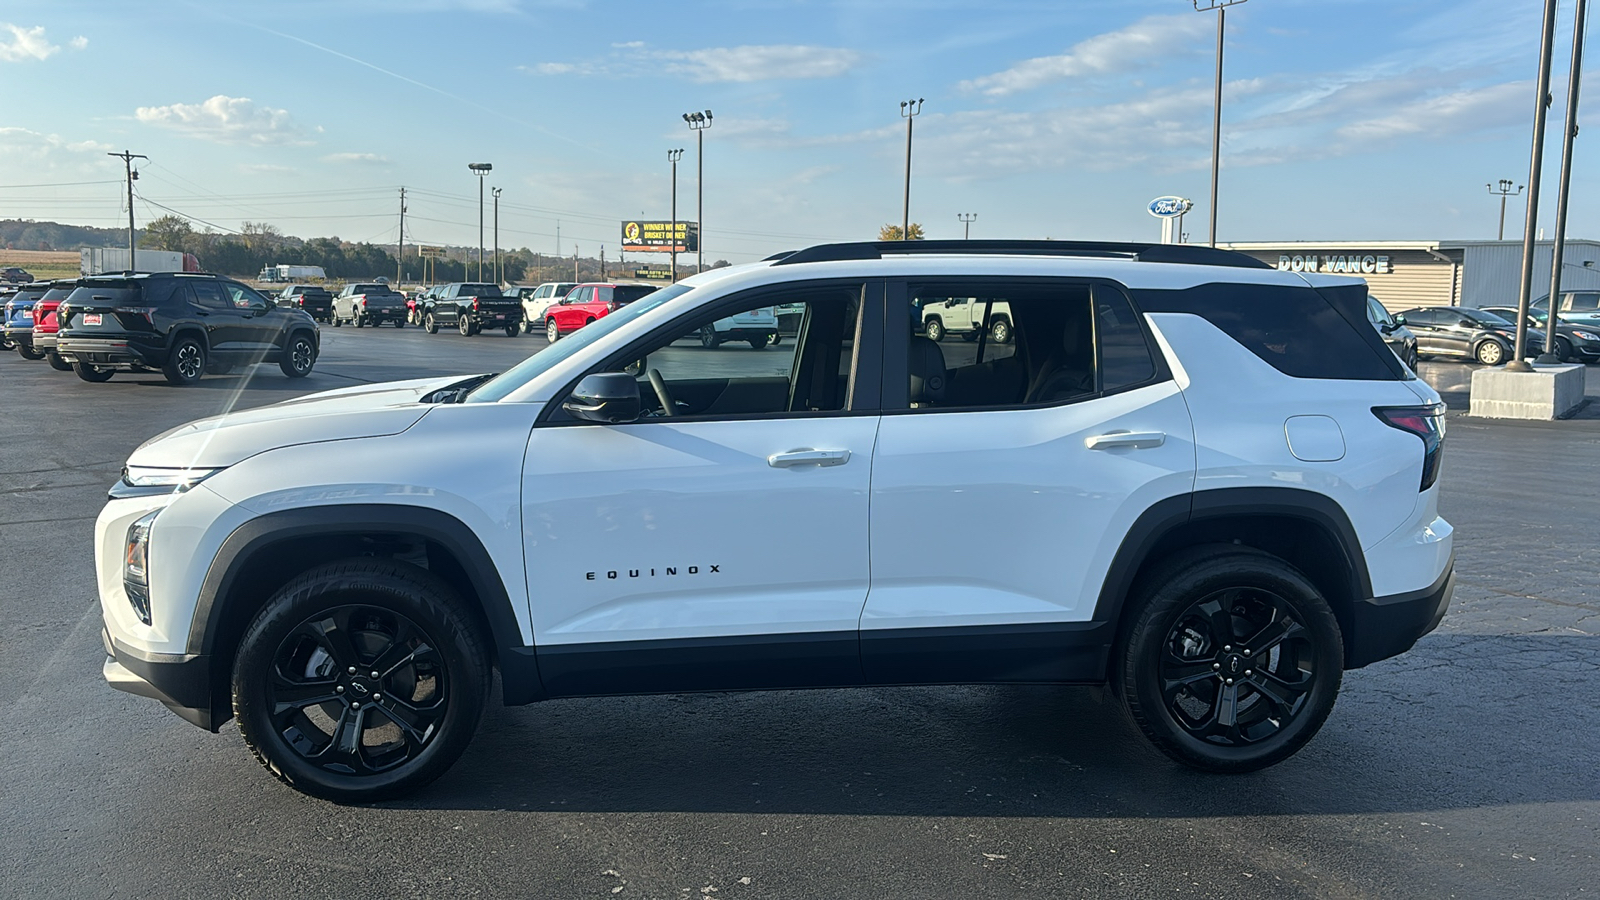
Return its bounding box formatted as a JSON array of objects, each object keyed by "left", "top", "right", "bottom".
[
  {"left": 749, "top": 336, "right": 769, "bottom": 350},
  {"left": 545, "top": 318, "right": 560, "bottom": 343},
  {"left": 394, "top": 318, "right": 405, "bottom": 329},
  {"left": 505, "top": 325, "right": 518, "bottom": 338},
  {"left": 990, "top": 318, "right": 1012, "bottom": 344},
  {"left": 18, "top": 344, "right": 45, "bottom": 361},
  {"left": 700, "top": 325, "right": 722, "bottom": 349},
  {"left": 163, "top": 337, "right": 207, "bottom": 385},
  {"left": 232, "top": 559, "right": 489, "bottom": 803},
  {"left": 1475, "top": 339, "right": 1506, "bottom": 366},
  {"left": 1116, "top": 546, "right": 1343, "bottom": 773},
  {"left": 46, "top": 350, "right": 72, "bottom": 371},
  {"left": 355, "top": 314, "right": 365, "bottom": 328},
  {"left": 72, "top": 361, "right": 114, "bottom": 382},
  {"left": 459, "top": 316, "right": 473, "bottom": 337},
  {"left": 280, "top": 333, "right": 316, "bottom": 378}
]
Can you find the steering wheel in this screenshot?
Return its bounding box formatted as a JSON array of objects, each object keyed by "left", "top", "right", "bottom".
[{"left": 647, "top": 368, "right": 677, "bottom": 417}]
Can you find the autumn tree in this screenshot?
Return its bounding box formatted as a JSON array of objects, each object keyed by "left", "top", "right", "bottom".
[
  {"left": 139, "top": 215, "right": 194, "bottom": 252},
  {"left": 878, "top": 223, "right": 926, "bottom": 241}
]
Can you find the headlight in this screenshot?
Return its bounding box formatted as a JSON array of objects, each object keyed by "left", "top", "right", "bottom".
[
  {"left": 123, "top": 510, "right": 159, "bottom": 625},
  {"left": 123, "top": 465, "right": 224, "bottom": 489},
  {"left": 1574, "top": 331, "right": 1599, "bottom": 341}
]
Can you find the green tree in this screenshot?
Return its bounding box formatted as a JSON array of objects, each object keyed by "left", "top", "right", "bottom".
[
  {"left": 878, "top": 223, "right": 926, "bottom": 241},
  {"left": 140, "top": 215, "right": 194, "bottom": 251}
]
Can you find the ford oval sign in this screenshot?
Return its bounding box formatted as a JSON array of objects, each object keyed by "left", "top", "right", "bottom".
[{"left": 1148, "top": 196, "right": 1192, "bottom": 218}]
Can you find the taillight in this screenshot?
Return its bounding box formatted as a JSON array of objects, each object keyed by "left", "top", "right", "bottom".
[
  {"left": 473, "top": 298, "right": 480, "bottom": 311},
  {"left": 1373, "top": 403, "right": 1446, "bottom": 491},
  {"left": 115, "top": 307, "right": 157, "bottom": 325}
]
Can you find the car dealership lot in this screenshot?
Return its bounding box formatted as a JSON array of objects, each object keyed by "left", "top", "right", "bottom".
[{"left": 1, "top": 334, "right": 1597, "bottom": 899}]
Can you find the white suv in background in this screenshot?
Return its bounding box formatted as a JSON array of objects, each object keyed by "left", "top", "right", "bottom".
[
  {"left": 519, "top": 281, "right": 579, "bottom": 334},
  {"left": 95, "top": 240, "right": 1453, "bottom": 803}
]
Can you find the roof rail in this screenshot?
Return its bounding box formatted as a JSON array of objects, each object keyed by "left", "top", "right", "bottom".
[{"left": 770, "top": 240, "right": 1274, "bottom": 270}]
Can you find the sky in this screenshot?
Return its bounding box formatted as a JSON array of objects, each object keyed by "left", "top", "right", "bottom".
[{"left": 0, "top": 0, "right": 1593, "bottom": 265}]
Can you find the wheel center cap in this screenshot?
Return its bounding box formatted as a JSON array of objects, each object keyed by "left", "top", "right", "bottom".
[
  {"left": 347, "top": 678, "right": 374, "bottom": 697},
  {"left": 1221, "top": 654, "right": 1246, "bottom": 676}
]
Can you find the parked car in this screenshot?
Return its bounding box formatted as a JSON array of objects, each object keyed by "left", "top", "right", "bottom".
[
  {"left": 408, "top": 286, "right": 442, "bottom": 325},
  {"left": 921, "top": 297, "right": 1015, "bottom": 343},
  {"left": 55, "top": 272, "right": 320, "bottom": 385},
  {"left": 541, "top": 282, "right": 657, "bottom": 342},
  {"left": 31, "top": 279, "right": 82, "bottom": 371},
  {"left": 3, "top": 283, "right": 49, "bottom": 359},
  {"left": 1532, "top": 291, "right": 1600, "bottom": 329},
  {"left": 1393, "top": 305, "right": 1541, "bottom": 365},
  {"left": 518, "top": 281, "right": 580, "bottom": 334},
  {"left": 1365, "top": 294, "right": 1418, "bottom": 370},
  {"left": 94, "top": 239, "right": 1451, "bottom": 803},
  {"left": 1480, "top": 305, "right": 1600, "bottom": 363},
  {"left": 697, "top": 305, "right": 779, "bottom": 348},
  {"left": 424, "top": 282, "right": 524, "bottom": 336},
  {"left": 333, "top": 283, "right": 408, "bottom": 328},
  {"left": 0, "top": 287, "right": 13, "bottom": 351},
  {"left": 277, "top": 285, "right": 335, "bottom": 324},
  {"left": 2, "top": 266, "right": 33, "bottom": 284}
]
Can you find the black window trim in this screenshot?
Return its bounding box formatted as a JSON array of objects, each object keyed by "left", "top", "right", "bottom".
[
  {"left": 536, "top": 277, "right": 884, "bottom": 428},
  {"left": 880, "top": 275, "right": 1173, "bottom": 416}
]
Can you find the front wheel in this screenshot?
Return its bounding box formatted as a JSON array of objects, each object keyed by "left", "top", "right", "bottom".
[
  {"left": 1115, "top": 546, "right": 1344, "bottom": 773},
  {"left": 699, "top": 325, "right": 722, "bottom": 349},
  {"left": 1475, "top": 339, "right": 1506, "bottom": 366},
  {"left": 72, "top": 361, "right": 115, "bottom": 382},
  {"left": 425, "top": 314, "right": 439, "bottom": 335},
  {"left": 545, "top": 318, "right": 560, "bottom": 343},
  {"left": 46, "top": 350, "right": 72, "bottom": 371},
  {"left": 924, "top": 318, "right": 945, "bottom": 342},
  {"left": 231, "top": 559, "right": 489, "bottom": 803},
  {"left": 280, "top": 333, "right": 317, "bottom": 378},
  {"left": 1554, "top": 337, "right": 1573, "bottom": 362}
]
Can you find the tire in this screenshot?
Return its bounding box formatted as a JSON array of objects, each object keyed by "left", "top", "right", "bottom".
[
  {"left": 425, "top": 314, "right": 439, "bottom": 334},
  {"left": 700, "top": 325, "right": 722, "bottom": 349},
  {"left": 18, "top": 344, "right": 45, "bottom": 361},
  {"left": 46, "top": 350, "right": 72, "bottom": 371},
  {"left": 545, "top": 318, "right": 560, "bottom": 343},
  {"left": 394, "top": 319, "right": 405, "bottom": 329},
  {"left": 1115, "top": 545, "right": 1344, "bottom": 774},
  {"left": 72, "top": 361, "right": 114, "bottom": 382},
  {"left": 231, "top": 558, "right": 489, "bottom": 803},
  {"left": 331, "top": 312, "right": 342, "bottom": 327},
  {"left": 1404, "top": 346, "right": 1419, "bottom": 371},
  {"left": 355, "top": 314, "right": 365, "bottom": 328},
  {"left": 1555, "top": 337, "right": 1573, "bottom": 362},
  {"left": 505, "top": 325, "right": 518, "bottom": 338},
  {"left": 280, "top": 332, "right": 317, "bottom": 378},
  {"left": 459, "top": 316, "right": 473, "bottom": 336},
  {"left": 924, "top": 318, "right": 945, "bottom": 342},
  {"left": 961, "top": 329, "right": 980, "bottom": 342},
  {"left": 162, "top": 336, "right": 206, "bottom": 386},
  {"left": 749, "top": 336, "right": 769, "bottom": 350},
  {"left": 1475, "top": 339, "right": 1506, "bottom": 366},
  {"left": 990, "top": 318, "right": 1012, "bottom": 344}
]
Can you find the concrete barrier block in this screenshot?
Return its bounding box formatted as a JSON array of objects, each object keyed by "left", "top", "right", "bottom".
[{"left": 1468, "top": 364, "right": 1587, "bottom": 420}]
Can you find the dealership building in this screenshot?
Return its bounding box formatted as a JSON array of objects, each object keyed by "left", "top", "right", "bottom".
[{"left": 1215, "top": 240, "right": 1600, "bottom": 312}]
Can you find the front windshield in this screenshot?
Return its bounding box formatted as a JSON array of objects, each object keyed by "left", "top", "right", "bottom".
[{"left": 465, "top": 283, "right": 694, "bottom": 403}]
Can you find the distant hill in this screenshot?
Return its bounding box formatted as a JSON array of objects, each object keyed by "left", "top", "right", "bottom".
[{"left": 0, "top": 219, "right": 133, "bottom": 251}]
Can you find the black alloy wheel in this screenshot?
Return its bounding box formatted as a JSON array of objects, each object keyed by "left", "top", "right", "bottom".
[
  {"left": 46, "top": 350, "right": 72, "bottom": 371},
  {"left": 71, "top": 360, "right": 114, "bottom": 382},
  {"left": 1117, "top": 546, "right": 1343, "bottom": 773},
  {"left": 163, "top": 337, "right": 206, "bottom": 386},
  {"left": 232, "top": 559, "right": 488, "bottom": 803},
  {"left": 280, "top": 333, "right": 316, "bottom": 378}
]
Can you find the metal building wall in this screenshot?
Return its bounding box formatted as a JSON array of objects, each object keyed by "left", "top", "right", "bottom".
[{"left": 1456, "top": 240, "right": 1600, "bottom": 308}]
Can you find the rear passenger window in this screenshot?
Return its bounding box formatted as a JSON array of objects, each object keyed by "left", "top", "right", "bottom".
[{"left": 188, "top": 281, "right": 231, "bottom": 310}]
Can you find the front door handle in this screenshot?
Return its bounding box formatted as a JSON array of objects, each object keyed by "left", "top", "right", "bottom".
[
  {"left": 768, "top": 448, "right": 851, "bottom": 468},
  {"left": 1085, "top": 431, "right": 1166, "bottom": 450}
]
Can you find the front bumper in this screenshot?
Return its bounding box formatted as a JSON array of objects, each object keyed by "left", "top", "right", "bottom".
[
  {"left": 1346, "top": 558, "right": 1455, "bottom": 668},
  {"left": 102, "top": 627, "right": 225, "bottom": 731}
]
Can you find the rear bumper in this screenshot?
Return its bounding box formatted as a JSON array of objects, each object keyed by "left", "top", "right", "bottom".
[
  {"left": 33, "top": 333, "right": 57, "bottom": 351},
  {"left": 102, "top": 627, "right": 225, "bottom": 731},
  {"left": 718, "top": 327, "right": 777, "bottom": 341},
  {"left": 3, "top": 326, "right": 33, "bottom": 346},
  {"left": 1346, "top": 557, "right": 1455, "bottom": 669},
  {"left": 57, "top": 336, "right": 164, "bottom": 368}
]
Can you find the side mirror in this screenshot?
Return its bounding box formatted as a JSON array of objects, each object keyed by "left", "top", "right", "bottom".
[
  {"left": 563, "top": 372, "right": 641, "bottom": 423},
  {"left": 1393, "top": 314, "right": 1407, "bottom": 325}
]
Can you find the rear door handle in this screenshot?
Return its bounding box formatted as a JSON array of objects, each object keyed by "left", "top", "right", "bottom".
[
  {"left": 768, "top": 448, "right": 851, "bottom": 468},
  {"left": 1085, "top": 431, "right": 1166, "bottom": 450}
]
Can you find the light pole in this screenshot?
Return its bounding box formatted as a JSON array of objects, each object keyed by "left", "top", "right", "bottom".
[
  {"left": 1194, "top": 0, "right": 1246, "bottom": 248},
  {"left": 900, "top": 98, "right": 924, "bottom": 240},
  {"left": 958, "top": 213, "right": 977, "bottom": 239},
  {"left": 492, "top": 186, "right": 502, "bottom": 284},
  {"left": 468, "top": 162, "right": 492, "bottom": 281},
  {"left": 1487, "top": 180, "right": 1525, "bottom": 241},
  {"left": 1509, "top": 0, "right": 1561, "bottom": 373},
  {"left": 668, "top": 148, "right": 684, "bottom": 283},
  {"left": 1537, "top": 0, "right": 1588, "bottom": 364},
  {"left": 682, "top": 110, "right": 712, "bottom": 272}
]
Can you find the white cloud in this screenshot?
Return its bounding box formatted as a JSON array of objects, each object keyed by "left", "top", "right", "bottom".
[
  {"left": 612, "top": 40, "right": 644, "bottom": 49},
  {"left": 135, "top": 95, "right": 309, "bottom": 146},
  {"left": 660, "top": 45, "right": 861, "bottom": 83},
  {"left": 1337, "top": 82, "right": 1526, "bottom": 141},
  {"left": 69, "top": 35, "right": 88, "bottom": 50},
  {"left": 0, "top": 127, "right": 114, "bottom": 173},
  {"left": 0, "top": 23, "right": 59, "bottom": 62},
  {"left": 960, "top": 14, "right": 1210, "bottom": 96},
  {"left": 239, "top": 163, "right": 297, "bottom": 175},
  {"left": 322, "top": 152, "right": 391, "bottom": 165}
]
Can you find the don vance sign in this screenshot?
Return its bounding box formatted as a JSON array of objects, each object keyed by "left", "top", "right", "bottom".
[{"left": 1277, "top": 254, "right": 1393, "bottom": 275}]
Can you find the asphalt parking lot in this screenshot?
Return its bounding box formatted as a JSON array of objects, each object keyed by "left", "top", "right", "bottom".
[{"left": 1, "top": 330, "right": 1597, "bottom": 899}]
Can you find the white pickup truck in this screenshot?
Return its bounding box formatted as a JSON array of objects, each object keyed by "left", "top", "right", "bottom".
[{"left": 921, "top": 297, "right": 1013, "bottom": 343}]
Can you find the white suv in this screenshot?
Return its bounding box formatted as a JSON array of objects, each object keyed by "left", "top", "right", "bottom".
[
  {"left": 95, "top": 240, "right": 1454, "bottom": 802},
  {"left": 519, "top": 281, "right": 579, "bottom": 334}
]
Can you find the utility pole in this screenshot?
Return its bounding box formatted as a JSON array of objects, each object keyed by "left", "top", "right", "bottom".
[
  {"left": 1194, "top": 0, "right": 1247, "bottom": 247},
  {"left": 107, "top": 150, "right": 147, "bottom": 271},
  {"left": 468, "top": 162, "right": 492, "bottom": 281},
  {"left": 683, "top": 110, "right": 712, "bottom": 272},
  {"left": 492, "top": 186, "right": 502, "bottom": 284},
  {"left": 668, "top": 148, "right": 684, "bottom": 283},
  {"left": 958, "top": 212, "right": 977, "bottom": 240},
  {"left": 574, "top": 245, "right": 580, "bottom": 283},
  {"left": 900, "top": 98, "right": 924, "bottom": 239},
  {"left": 600, "top": 245, "right": 606, "bottom": 281},
  {"left": 1487, "top": 180, "right": 1525, "bottom": 241},
  {"left": 1538, "top": 0, "right": 1589, "bottom": 364},
  {"left": 397, "top": 187, "right": 407, "bottom": 285},
  {"left": 555, "top": 221, "right": 561, "bottom": 281},
  {"left": 1509, "top": 0, "right": 1561, "bottom": 372}
]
